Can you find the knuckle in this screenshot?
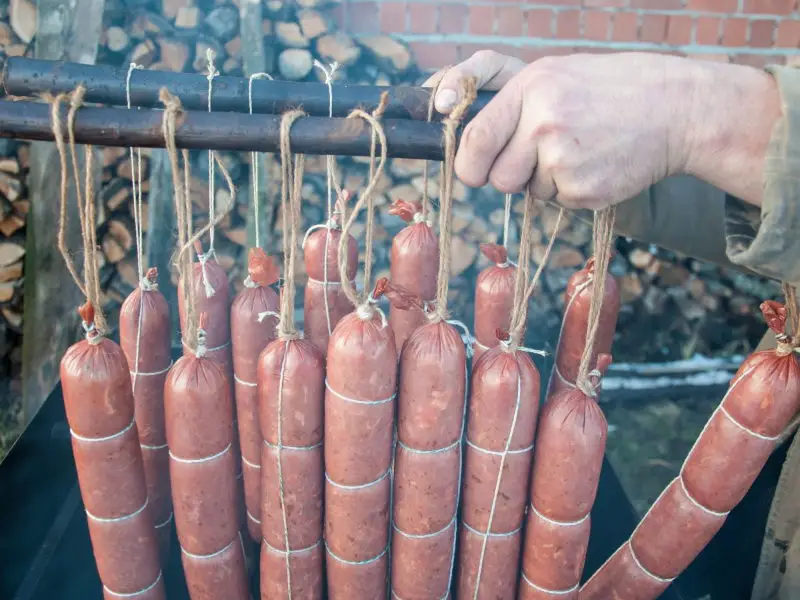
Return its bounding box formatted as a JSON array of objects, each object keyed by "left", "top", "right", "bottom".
[
  {"left": 489, "top": 169, "right": 526, "bottom": 194},
  {"left": 472, "top": 49, "right": 500, "bottom": 64},
  {"left": 461, "top": 119, "right": 497, "bottom": 156}
]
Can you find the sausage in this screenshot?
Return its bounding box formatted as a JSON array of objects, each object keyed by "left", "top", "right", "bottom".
[
  {"left": 258, "top": 336, "right": 325, "bottom": 599},
  {"left": 457, "top": 343, "right": 541, "bottom": 600},
  {"left": 390, "top": 318, "right": 466, "bottom": 599},
  {"left": 519, "top": 355, "right": 612, "bottom": 600},
  {"left": 61, "top": 303, "right": 165, "bottom": 600},
  {"left": 164, "top": 319, "right": 249, "bottom": 600},
  {"left": 546, "top": 258, "right": 619, "bottom": 399},
  {"left": 387, "top": 199, "right": 439, "bottom": 355},
  {"left": 580, "top": 301, "right": 800, "bottom": 600},
  {"left": 472, "top": 244, "right": 516, "bottom": 363},
  {"left": 119, "top": 267, "right": 174, "bottom": 563},
  {"left": 231, "top": 248, "right": 280, "bottom": 542},
  {"left": 303, "top": 196, "right": 358, "bottom": 357},
  {"left": 324, "top": 281, "right": 398, "bottom": 599}
]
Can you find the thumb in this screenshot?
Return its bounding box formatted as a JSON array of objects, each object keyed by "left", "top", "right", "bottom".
[{"left": 429, "top": 51, "right": 525, "bottom": 114}]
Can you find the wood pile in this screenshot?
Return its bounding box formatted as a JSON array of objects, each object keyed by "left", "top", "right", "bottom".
[{"left": 0, "top": 0, "right": 785, "bottom": 460}]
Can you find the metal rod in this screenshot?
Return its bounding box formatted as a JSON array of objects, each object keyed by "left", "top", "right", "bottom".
[
  {"left": 2, "top": 57, "right": 494, "bottom": 121},
  {"left": 0, "top": 99, "right": 452, "bottom": 160}
]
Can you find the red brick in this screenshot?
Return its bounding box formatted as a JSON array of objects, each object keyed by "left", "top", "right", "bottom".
[
  {"left": 527, "top": 0, "right": 580, "bottom": 5},
  {"left": 743, "top": 0, "right": 797, "bottom": 15},
  {"left": 749, "top": 19, "right": 777, "bottom": 47},
  {"left": 379, "top": 2, "right": 406, "bottom": 35},
  {"left": 583, "top": 0, "right": 626, "bottom": 6},
  {"left": 722, "top": 18, "right": 748, "bottom": 46},
  {"left": 733, "top": 53, "right": 783, "bottom": 68},
  {"left": 458, "top": 43, "right": 521, "bottom": 62},
  {"left": 584, "top": 11, "right": 612, "bottom": 41},
  {"left": 410, "top": 3, "right": 437, "bottom": 35},
  {"left": 696, "top": 17, "right": 721, "bottom": 45},
  {"left": 685, "top": 52, "right": 731, "bottom": 63},
  {"left": 666, "top": 15, "right": 692, "bottom": 45},
  {"left": 631, "top": 0, "right": 682, "bottom": 7},
  {"left": 556, "top": 10, "right": 581, "bottom": 38},
  {"left": 496, "top": 6, "right": 524, "bottom": 36},
  {"left": 411, "top": 41, "right": 459, "bottom": 71},
  {"left": 439, "top": 4, "right": 467, "bottom": 35},
  {"left": 640, "top": 14, "right": 668, "bottom": 43},
  {"left": 527, "top": 9, "right": 554, "bottom": 38},
  {"left": 776, "top": 20, "right": 800, "bottom": 47},
  {"left": 349, "top": 1, "right": 379, "bottom": 34},
  {"left": 518, "top": 45, "right": 576, "bottom": 63},
  {"left": 686, "top": 0, "right": 738, "bottom": 11},
  {"left": 613, "top": 12, "right": 639, "bottom": 42},
  {"left": 467, "top": 5, "right": 494, "bottom": 36}
]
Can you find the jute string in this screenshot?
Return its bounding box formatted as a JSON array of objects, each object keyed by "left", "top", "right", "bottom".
[
  {"left": 502, "top": 193, "right": 512, "bottom": 250},
  {"left": 575, "top": 206, "right": 617, "bottom": 396},
  {"left": 338, "top": 95, "right": 389, "bottom": 311},
  {"left": 51, "top": 86, "right": 108, "bottom": 336},
  {"left": 277, "top": 110, "right": 306, "bottom": 341},
  {"left": 205, "top": 48, "right": 219, "bottom": 256},
  {"left": 431, "top": 77, "right": 477, "bottom": 323},
  {"left": 421, "top": 66, "right": 450, "bottom": 221},
  {"left": 248, "top": 71, "right": 273, "bottom": 250},
  {"left": 781, "top": 282, "right": 799, "bottom": 344}
]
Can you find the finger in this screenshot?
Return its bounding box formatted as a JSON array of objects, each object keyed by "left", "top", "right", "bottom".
[
  {"left": 488, "top": 126, "right": 539, "bottom": 195},
  {"left": 454, "top": 78, "right": 523, "bottom": 188},
  {"left": 529, "top": 168, "right": 558, "bottom": 206},
  {"left": 434, "top": 50, "right": 525, "bottom": 114}
]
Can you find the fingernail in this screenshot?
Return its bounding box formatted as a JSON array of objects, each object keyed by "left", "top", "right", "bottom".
[{"left": 436, "top": 89, "right": 457, "bottom": 112}]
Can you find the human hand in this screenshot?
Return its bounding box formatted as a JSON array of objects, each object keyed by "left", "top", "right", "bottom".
[{"left": 426, "top": 51, "right": 779, "bottom": 209}]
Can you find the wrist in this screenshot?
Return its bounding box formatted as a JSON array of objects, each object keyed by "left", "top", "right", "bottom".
[{"left": 680, "top": 59, "right": 782, "bottom": 206}]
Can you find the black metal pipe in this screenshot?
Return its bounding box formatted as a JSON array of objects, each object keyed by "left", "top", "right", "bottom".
[
  {"left": 0, "top": 99, "right": 453, "bottom": 160},
  {"left": 2, "top": 57, "right": 494, "bottom": 121}
]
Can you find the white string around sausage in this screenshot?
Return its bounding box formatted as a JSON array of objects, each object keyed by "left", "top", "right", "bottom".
[
  {"left": 103, "top": 570, "right": 163, "bottom": 598},
  {"left": 203, "top": 48, "right": 219, "bottom": 280},
  {"left": 397, "top": 438, "right": 460, "bottom": 454},
  {"left": 264, "top": 438, "right": 322, "bottom": 451},
  {"left": 155, "top": 512, "right": 174, "bottom": 529},
  {"left": 393, "top": 514, "right": 457, "bottom": 540},
  {"left": 247, "top": 510, "right": 261, "bottom": 526},
  {"left": 465, "top": 438, "right": 533, "bottom": 456},
  {"left": 546, "top": 277, "right": 593, "bottom": 395},
  {"left": 70, "top": 417, "right": 135, "bottom": 443},
  {"left": 248, "top": 71, "right": 273, "bottom": 250},
  {"left": 86, "top": 498, "right": 148, "bottom": 523},
  {"left": 181, "top": 338, "right": 230, "bottom": 353},
  {"left": 719, "top": 404, "right": 781, "bottom": 441},
  {"left": 325, "top": 468, "right": 390, "bottom": 490},
  {"left": 129, "top": 360, "right": 173, "bottom": 378},
  {"left": 234, "top": 374, "right": 257, "bottom": 387},
  {"left": 529, "top": 502, "right": 590, "bottom": 527},
  {"left": 462, "top": 520, "right": 522, "bottom": 538},
  {"left": 324, "top": 378, "right": 397, "bottom": 405},
  {"left": 180, "top": 535, "right": 237, "bottom": 560},
  {"left": 169, "top": 442, "right": 232, "bottom": 464},
  {"left": 140, "top": 442, "right": 168, "bottom": 451},
  {"left": 275, "top": 339, "right": 294, "bottom": 597},
  {"left": 520, "top": 572, "right": 579, "bottom": 596},
  {"left": 263, "top": 537, "right": 322, "bottom": 555},
  {"left": 325, "top": 540, "right": 389, "bottom": 566},
  {"left": 628, "top": 541, "right": 675, "bottom": 584},
  {"left": 677, "top": 476, "right": 729, "bottom": 517},
  {"left": 241, "top": 453, "right": 260, "bottom": 469}
]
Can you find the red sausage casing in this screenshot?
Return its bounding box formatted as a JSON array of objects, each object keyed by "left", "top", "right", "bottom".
[
  {"left": 546, "top": 258, "right": 618, "bottom": 399},
  {"left": 61, "top": 309, "right": 165, "bottom": 600},
  {"left": 231, "top": 249, "right": 280, "bottom": 541},
  {"left": 164, "top": 351, "right": 249, "bottom": 600},
  {"left": 303, "top": 226, "right": 358, "bottom": 357},
  {"left": 520, "top": 357, "right": 610, "bottom": 599},
  {"left": 387, "top": 200, "right": 439, "bottom": 356},
  {"left": 325, "top": 308, "right": 398, "bottom": 600},
  {"left": 391, "top": 320, "right": 466, "bottom": 599},
  {"left": 258, "top": 337, "right": 325, "bottom": 599},
  {"left": 472, "top": 244, "right": 516, "bottom": 364},
  {"left": 119, "top": 269, "right": 173, "bottom": 562},
  {"left": 458, "top": 346, "right": 541, "bottom": 600},
  {"left": 580, "top": 302, "right": 800, "bottom": 600}
]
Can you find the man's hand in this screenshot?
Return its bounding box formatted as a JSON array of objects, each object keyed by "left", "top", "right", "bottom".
[{"left": 425, "top": 51, "right": 781, "bottom": 209}]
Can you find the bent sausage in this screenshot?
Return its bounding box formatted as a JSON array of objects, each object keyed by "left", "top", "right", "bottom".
[
  {"left": 61, "top": 303, "right": 165, "bottom": 600},
  {"left": 458, "top": 343, "right": 541, "bottom": 600},
  {"left": 472, "top": 244, "right": 516, "bottom": 363},
  {"left": 119, "top": 267, "right": 174, "bottom": 563},
  {"left": 303, "top": 194, "right": 358, "bottom": 357},
  {"left": 546, "top": 258, "right": 619, "bottom": 399},
  {"left": 391, "top": 318, "right": 466, "bottom": 599},
  {"left": 580, "top": 301, "right": 800, "bottom": 600},
  {"left": 164, "top": 321, "right": 249, "bottom": 600},
  {"left": 325, "top": 281, "right": 398, "bottom": 599},
  {"left": 258, "top": 336, "right": 325, "bottom": 599},
  {"left": 519, "top": 355, "right": 612, "bottom": 600},
  {"left": 231, "top": 248, "right": 280, "bottom": 542},
  {"left": 387, "top": 199, "right": 439, "bottom": 356}
]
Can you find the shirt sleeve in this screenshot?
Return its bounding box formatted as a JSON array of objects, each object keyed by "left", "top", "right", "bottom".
[{"left": 723, "top": 64, "right": 800, "bottom": 285}]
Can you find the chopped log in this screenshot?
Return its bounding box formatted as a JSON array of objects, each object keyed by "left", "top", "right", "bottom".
[
  {"left": 116, "top": 256, "right": 138, "bottom": 289},
  {"left": 0, "top": 158, "right": 21, "bottom": 175},
  {"left": 225, "top": 36, "right": 241, "bottom": 56},
  {"left": 103, "top": 146, "right": 126, "bottom": 167},
  {"left": 205, "top": 4, "right": 239, "bottom": 42},
  {"left": 390, "top": 158, "right": 424, "bottom": 178},
  {"left": 222, "top": 56, "right": 240, "bottom": 74},
  {"left": 0, "top": 242, "right": 25, "bottom": 267},
  {"left": 316, "top": 33, "right": 361, "bottom": 66},
  {"left": 176, "top": 6, "right": 201, "bottom": 29},
  {"left": 360, "top": 36, "right": 412, "bottom": 72},
  {"left": 101, "top": 178, "right": 131, "bottom": 211},
  {"left": 17, "top": 146, "right": 29, "bottom": 170},
  {"left": 629, "top": 247, "right": 654, "bottom": 270},
  {"left": 5, "top": 44, "right": 29, "bottom": 57},
  {"left": 224, "top": 227, "right": 247, "bottom": 246},
  {"left": 105, "top": 26, "right": 130, "bottom": 53},
  {"left": 389, "top": 183, "right": 421, "bottom": 204},
  {"left": 130, "top": 39, "right": 157, "bottom": 67},
  {"left": 101, "top": 218, "right": 134, "bottom": 264},
  {"left": 0, "top": 282, "right": 16, "bottom": 303},
  {"left": 0, "top": 22, "right": 15, "bottom": 47},
  {"left": 542, "top": 243, "right": 583, "bottom": 269},
  {"left": 276, "top": 21, "right": 309, "bottom": 48},
  {"left": 3, "top": 306, "right": 24, "bottom": 331},
  {"left": 131, "top": 12, "right": 171, "bottom": 37},
  {"left": 0, "top": 172, "right": 23, "bottom": 202},
  {"left": 0, "top": 215, "right": 26, "bottom": 237},
  {"left": 0, "top": 260, "right": 23, "bottom": 283},
  {"left": 115, "top": 153, "right": 150, "bottom": 180},
  {"left": 298, "top": 9, "right": 328, "bottom": 39},
  {"left": 10, "top": 0, "right": 36, "bottom": 44},
  {"left": 278, "top": 48, "right": 313, "bottom": 80},
  {"left": 450, "top": 236, "right": 477, "bottom": 276},
  {"left": 14, "top": 200, "right": 30, "bottom": 216},
  {"left": 158, "top": 38, "right": 190, "bottom": 72},
  {"left": 22, "top": 0, "right": 104, "bottom": 425},
  {"left": 163, "top": 0, "right": 190, "bottom": 20}
]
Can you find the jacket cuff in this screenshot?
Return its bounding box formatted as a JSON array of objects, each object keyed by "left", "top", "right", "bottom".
[{"left": 724, "top": 65, "right": 800, "bottom": 285}]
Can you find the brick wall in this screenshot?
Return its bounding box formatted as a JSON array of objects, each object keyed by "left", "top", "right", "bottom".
[{"left": 335, "top": 0, "right": 800, "bottom": 71}]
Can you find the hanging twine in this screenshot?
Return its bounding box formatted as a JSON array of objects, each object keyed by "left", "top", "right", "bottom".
[
  {"left": 574, "top": 206, "right": 617, "bottom": 397},
  {"left": 51, "top": 86, "right": 108, "bottom": 337},
  {"left": 337, "top": 94, "right": 389, "bottom": 314},
  {"left": 421, "top": 66, "right": 451, "bottom": 221},
  {"left": 781, "top": 282, "right": 800, "bottom": 345},
  {"left": 248, "top": 71, "right": 273, "bottom": 250},
  {"left": 430, "top": 77, "right": 477, "bottom": 323},
  {"left": 502, "top": 193, "right": 512, "bottom": 250},
  {"left": 277, "top": 109, "right": 307, "bottom": 341},
  {"left": 205, "top": 48, "right": 219, "bottom": 257}
]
